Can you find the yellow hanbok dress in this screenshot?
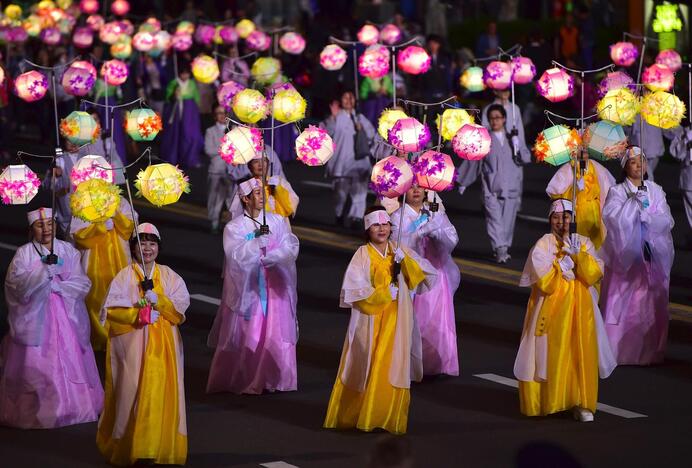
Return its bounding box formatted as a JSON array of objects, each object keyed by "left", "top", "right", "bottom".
[
  {"left": 324, "top": 243, "right": 428, "bottom": 434},
  {"left": 265, "top": 182, "right": 297, "bottom": 217}
]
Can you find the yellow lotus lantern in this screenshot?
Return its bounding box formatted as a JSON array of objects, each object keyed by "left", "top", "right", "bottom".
[
  {"left": 251, "top": 57, "right": 281, "bottom": 85},
  {"left": 436, "top": 108, "right": 474, "bottom": 141},
  {"left": 70, "top": 179, "right": 121, "bottom": 223},
  {"left": 235, "top": 19, "right": 255, "bottom": 39},
  {"left": 232, "top": 88, "right": 268, "bottom": 124},
  {"left": 4, "top": 5, "right": 22, "bottom": 21},
  {"left": 640, "top": 91, "right": 686, "bottom": 129},
  {"left": 597, "top": 88, "right": 640, "bottom": 126},
  {"left": 377, "top": 109, "right": 408, "bottom": 140},
  {"left": 272, "top": 90, "right": 306, "bottom": 123},
  {"left": 135, "top": 163, "right": 190, "bottom": 207},
  {"left": 191, "top": 54, "right": 220, "bottom": 84}
]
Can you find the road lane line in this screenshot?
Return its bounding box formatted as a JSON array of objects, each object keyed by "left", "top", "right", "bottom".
[
  {"left": 473, "top": 373, "right": 648, "bottom": 419},
  {"left": 301, "top": 180, "right": 332, "bottom": 189},
  {"left": 0, "top": 242, "right": 18, "bottom": 251},
  {"left": 190, "top": 294, "right": 221, "bottom": 306},
  {"left": 260, "top": 462, "right": 300, "bottom": 468},
  {"left": 517, "top": 213, "right": 546, "bottom": 223}
]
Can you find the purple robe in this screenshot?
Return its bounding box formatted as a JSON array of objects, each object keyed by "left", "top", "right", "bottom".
[{"left": 160, "top": 96, "right": 203, "bottom": 169}]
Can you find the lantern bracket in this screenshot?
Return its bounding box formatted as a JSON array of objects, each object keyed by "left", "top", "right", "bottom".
[{"left": 474, "top": 44, "right": 522, "bottom": 64}]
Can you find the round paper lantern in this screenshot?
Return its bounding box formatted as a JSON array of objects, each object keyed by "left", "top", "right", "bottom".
[
  {"left": 111, "top": 38, "right": 132, "bottom": 59},
  {"left": 413, "top": 150, "right": 455, "bottom": 191},
  {"left": 148, "top": 31, "right": 170, "bottom": 56},
  {"left": 266, "top": 81, "right": 296, "bottom": 97},
  {"left": 272, "top": 89, "right": 306, "bottom": 123},
  {"left": 279, "top": 32, "right": 306, "bottom": 55},
  {"left": 14, "top": 70, "right": 49, "bottom": 102},
  {"left": 141, "top": 17, "right": 162, "bottom": 33},
  {"left": 22, "top": 15, "right": 43, "bottom": 37},
  {"left": 357, "top": 24, "right": 379, "bottom": 46},
  {"left": 359, "top": 45, "right": 390, "bottom": 79},
  {"left": 246, "top": 30, "right": 271, "bottom": 52},
  {"left": 192, "top": 54, "right": 220, "bottom": 84},
  {"left": 642, "top": 63, "right": 674, "bottom": 92},
  {"left": 397, "top": 46, "right": 431, "bottom": 75},
  {"left": 250, "top": 57, "right": 281, "bottom": 85},
  {"left": 111, "top": 0, "right": 129, "bottom": 15},
  {"left": 597, "top": 88, "right": 640, "bottom": 126},
  {"left": 219, "top": 126, "right": 264, "bottom": 166},
  {"left": 217, "top": 25, "right": 238, "bottom": 44},
  {"left": 378, "top": 109, "right": 409, "bottom": 140},
  {"left": 388, "top": 117, "right": 430, "bottom": 153},
  {"left": 72, "top": 26, "right": 93, "bottom": 49},
  {"left": 86, "top": 14, "right": 104, "bottom": 31},
  {"left": 610, "top": 41, "right": 639, "bottom": 67},
  {"left": 0, "top": 165, "right": 41, "bottom": 205},
  {"left": 436, "top": 108, "right": 475, "bottom": 141},
  {"left": 0, "top": 68, "right": 5, "bottom": 87},
  {"left": 72, "top": 60, "right": 97, "bottom": 80},
  {"left": 57, "top": 14, "right": 77, "bottom": 37},
  {"left": 135, "top": 163, "right": 190, "bottom": 207},
  {"left": 99, "top": 21, "right": 124, "bottom": 44},
  {"left": 60, "top": 111, "right": 100, "bottom": 145},
  {"left": 125, "top": 108, "right": 163, "bottom": 141},
  {"left": 176, "top": 21, "right": 195, "bottom": 35},
  {"left": 380, "top": 24, "right": 402, "bottom": 45},
  {"left": 100, "top": 59, "right": 128, "bottom": 86},
  {"left": 71, "top": 178, "right": 121, "bottom": 223},
  {"left": 70, "top": 155, "right": 113, "bottom": 188},
  {"left": 295, "top": 125, "right": 334, "bottom": 166},
  {"left": 536, "top": 67, "right": 574, "bottom": 103},
  {"left": 533, "top": 125, "right": 580, "bottom": 166},
  {"left": 460, "top": 66, "right": 485, "bottom": 92},
  {"left": 7, "top": 27, "right": 28, "bottom": 44},
  {"left": 582, "top": 121, "right": 628, "bottom": 161},
  {"left": 133, "top": 31, "right": 155, "bottom": 51},
  {"left": 4, "top": 4, "right": 22, "bottom": 20},
  {"left": 597, "top": 71, "right": 635, "bottom": 98},
  {"left": 235, "top": 19, "right": 255, "bottom": 39},
  {"left": 320, "top": 44, "right": 348, "bottom": 71},
  {"left": 640, "top": 91, "right": 686, "bottom": 129},
  {"left": 195, "top": 24, "right": 215, "bottom": 46},
  {"left": 511, "top": 57, "right": 536, "bottom": 84},
  {"left": 452, "top": 124, "right": 491, "bottom": 160},
  {"left": 40, "top": 27, "right": 61, "bottom": 46},
  {"left": 655, "top": 49, "right": 682, "bottom": 72},
  {"left": 172, "top": 32, "right": 193, "bottom": 51},
  {"left": 80, "top": 0, "right": 99, "bottom": 14},
  {"left": 370, "top": 156, "right": 414, "bottom": 199},
  {"left": 484, "top": 61, "right": 512, "bottom": 90},
  {"left": 232, "top": 88, "right": 269, "bottom": 124},
  {"left": 61, "top": 65, "right": 96, "bottom": 96},
  {"left": 217, "top": 80, "right": 246, "bottom": 112}
]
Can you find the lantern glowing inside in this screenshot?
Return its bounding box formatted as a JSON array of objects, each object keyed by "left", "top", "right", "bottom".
[
  {"left": 62, "top": 65, "right": 96, "bottom": 96},
  {"left": 148, "top": 31, "right": 170, "bottom": 55},
  {"left": 246, "top": 30, "right": 271, "bottom": 52},
  {"left": 279, "top": 32, "right": 306, "bottom": 55},
  {"left": 655, "top": 49, "right": 682, "bottom": 72},
  {"left": 194, "top": 24, "right": 215, "bottom": 46},
  {"left": 511, "top": 57, "right": 536, "bottom": 84},
  {"left": 218, "top": 126, "right": 264, "bottom": 165},
  {"left": 80, "top": 0, "right": 99, "bottom": 14},
  {"left": 232, "top": 88, "right": 269, "bottom": 124},
  {"left": 111, "top": 0, "right": 129, "bottom": 15},
  {"left": 597, "top": 88, "right": 640, "bottom": 126},
  {"left": 111, "top": 39, "right": 133, "bottom": 59},
  {"left": 641, "top": 91, "right": 686, "bottom": 129},
  {"left": 378, "top": 109, "right": 408, "bottom": 140},
  {"left": 359, "top": 45, "right": 390, "bottom": 79},
  {"left": 172, "top": 32, "right": 193, "bottom": 51},
  {"left": 133, "top": 31, "right": 155, "bottom": 51},
  {"left": 101, "top": 59, "right": 128, "bottom": 86},
  {"left": 582, "top": 121, "right": 628, "bottom": 162},
  {"left": 99, "top": 21, "right": 124, "bottom": 44},
  {"left": 536, "top": 67, "right": 574, "bottom": 103},
  {"left": 388, "top": 117, "right": 430, "bottom": 153},
  {"left": 141, "top": 17, "right": 162, "bottom": 33},
  {"left": 0, "top": 68, "right": 4, "bottom": 87},
  {"left": 23, "top": 15, "right": 42, "bottom": 38},
  {"left": 320, "top": 44, "right": 348, "bottom": 71},
  {"left": 413, "top": 150, "right": 455, "bottom": 191},
  {"left": 15, "top": 70, "right": 49, "bottom": 102},
  {"left": 272, "top": 90, "right": 306, "bottom": 123},
  {"left": 135, "top": 163, "right": 190, "bottom": 207},
  {"left": 7, "top": 26, "right": 28, "bottom": 44},
  {"left": 40, "top": 28, "right": 61, "bottom": 46},
  {"left": 216, "top": 25, "right": 238, "bottom": 44},
  {"left": 642, "top": 63, "right": 674, "bottom": 92},
  {"left": 192, "top": 55, "right": 220, "bottom": 84},
  {"left": 60, "top": 111, "right": 100, "bottom": 145},
  {"left": 370, "top": 156, "right": 414, "bottom": 199},
  {"left": 484, "top": 61, "right": 512, "bottom": 90},
  {"left": 357, "top": 24, "right": 379, "bottom": 45},
  {"left": 176, "top": 21, "right": 195, "bottom": 35},
  {"left": 452, "top": 124, "right": 491, "bottom": 160},
  {"left": 235, "top": 19, "right": 255, "bottom": 39},
  {"left": 217, "top": 80, "right": 246, "bottom": 112},
  {"left": 71, "top": 178, "right": 121, "bottom": 223},
  {"left": 380, "top": 24, "right": 402, "bottom": 45},
  {"left": 610, "top": 42, "right": 639, "bottom": 67},
  {"left": 295, "top": 125, "right": 334, "bottom": 166},
  {"left": 251, "top": 57, "right": 281, "bottom": 85},
  {"left": 597, "top": 71, "right": 635, "bottom": 98},
  {"left": 266, "top": 81, "right": 296, "bottom": 97},
  {"left": 125, "top": 108, "right": 163, "bottom": 141},
  {"left": 460, "top": 66, "right": 485, "bottom": 92},
  {"left": 4, "top": 4, "right": 22, "bottom": 19},
  {"left": 72, "top": 60, "right": 97, "bottom": 80},
  {"left": 533, "top": 125, "right": 580, "bottom": 166},
  {"left": 73, "top": 26, "right": 94, "bottom": 49},
  {"left": 397, "top": 46, "right": 431, "bottom": 75},
  {"left": 0, "top": 165, "right": 41, "bottom": 205},
  {"left": 70, "top": 155, "right": 113, "bottom": 189},
  {"left": 436, "top": 108, "right": 474, "bottom": 141}
]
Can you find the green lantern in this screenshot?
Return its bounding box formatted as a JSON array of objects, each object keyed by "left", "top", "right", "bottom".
[
  {"left": 59, "top": 111, "right": 100, "bottom": 145},
  {"left": 582, "top": 121, "right": 627, "bottom": 162},
  {"left": 125, "top": 109, "right": 163, "bottom": 141}
]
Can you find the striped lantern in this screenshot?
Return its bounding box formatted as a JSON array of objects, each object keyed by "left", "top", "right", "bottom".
[
  {"left": 413, "top": 150, "right": 455, "bottom": 191},
  {"left": 582, "top": 121, "right": 628, "bottom": 162},
  {"left": 370, "top": 156, "right": 414, "bottom": 198},
  {"left": 452, "top": 124, "right": 491, "bottom": 160}
]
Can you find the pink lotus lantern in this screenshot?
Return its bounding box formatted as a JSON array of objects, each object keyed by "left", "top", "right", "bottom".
[
  {"left": 279, "top": 32, "right": 306, "bottom": 55},
  {"left": 72, "top": 60, "right": 98, "bottom": 81},
  {"left": 357, "top": 24, "right": 379, "bottom": 45},
  {"left": 452, "top": 123, "right": 491, "bottom": 160},
  {"left": 149, "top": 31, "right": 171, "bottom": 56},
  {"left": 14, "top": 71, "right": 49, "bottom": 102},
  {"left": 359, "top": 45, "right": 390, "bottom": 79},
  {"left": 295, "top": 125, "right": 334, "bottom": 166},
  {"left": 610, "top": 42, "right": 639, "bottom": 67},
  {"left": 217, "top": 25, "right": 238, "bottom": 44},
  {"left": 111, "top": 0, "right": 129, "bottom": 16},
  {"left": 483, "top": 61, "right": 513, "bottom": 90},
  {"left": 62, "top": 65, "right": 96, "bottom": 96},
  {"left": 99, "top": 21, "right": 124, "bottom": 44},
  {"left": 380, "top": 24, "right": 402, "bottom": 45},
  {"left": 246, "top": 30, "right": 271, "bottom": 52},
  {"left": 511, "top": 57, "right": 536, "bottom": 84},
  {"left": 80, "top": 0, "right": 99, "bottom": 15},
  {"left": 218, "top": 126, "right": 264, "bottom": 165},
  {"left": 118, "top": 20, "right": 135, "bottom": 36},
  {"left": 71, "top": 155, "right": 113, "bottom": 189},
  {"left": 86, "top": 14, "right": 104, "bottom": 32},
  {"left": 0, "top": 165, "right": 41, "bottom": 205},
  {"left": 133, "top": 31, "right": 155, "bottom": 52},
  {"left": 397, "top": 46, "right": 431, "bottom": 75},
  {"left": 8, "top": 27, "right": 28, "bottom": 44},
  {"left": 656, "top": 49, "right": 682, "bottom": 72},
  {"left": 101, "top": 59, "right": 129, "bottom": 86},
  {"left": 40, "top": 27, "right": 61, "bottom": 46},
  {"left": 370, "top": 156, "right": 414, "bottom": 199},
  {"left": 413, "top": 150, "right": 455, "bottom": 191},
  {"left": 320, "top": 44, "right": 348, "bottom": 71},
  {"left": 195, "top": 24, "right": 215, "bottom": 46},
  {"left": 388, "top": 117, "right": 431, "bottom": 153},
  {"left": 73, "top": 26, "right": 94, "bottom": 49},
  {"left": 642, "top": 63, "right": 674, "bottom": 92},
  {"left": 597, "top": 71, "right": 635, "bottom": 98},
  {"left": 172, "top": 32, "right": 193, "bottom": 51},
  {"left": 536, "top": 67, "right": 574, "bottom": 103},
  {"left": 217, "top": 80, "right": 246, "bottom": 112}
]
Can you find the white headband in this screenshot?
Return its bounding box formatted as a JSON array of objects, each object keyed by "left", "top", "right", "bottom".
[
  {"left": 27, "top": 207, "right": 52, "bottom": 226},
  {"left": 364, "top": 210, "right": 391, "bottom": 230},
  {"left": 621, "top": 145, "right": 642, "bottom": 167},
  {"left": 549, "top": 199, "right": 573, "bottom": 215},
  {"left": 239, "top": 178, "right": 261, "bottom": 197},
  {"left": 136, "top": 222, "right": 160, "bottom": 240}
]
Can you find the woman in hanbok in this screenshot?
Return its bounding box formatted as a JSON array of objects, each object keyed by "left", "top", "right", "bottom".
[
  {"left": 324, "top": 207, "right": 436, "bottom": 434},
  {"left": 207, "top": 178, "right": 300, "bottom": 394},
  {"left": 70, "top": 197, "right": 136, "bottom": 351},
  {"left": 360, "top": 75, "right": 394, "bottom": 127},
  {"left": 98, "top": 223, "right": 190, "bottom": 466},
  {"left": 600, "top": 147, "right": 675, "bottom": 365},
  {"left": 514, "top": 199, "right": 616, "bottom": 422},
  {"left": 160, "top": 66, "right": 203, "bottom": 169},
  {"left": 391, "top": 184, "right": 460, "bottom": 376},
  {"left": 0, "top": 208, "right": 103, "bottom": 428}
]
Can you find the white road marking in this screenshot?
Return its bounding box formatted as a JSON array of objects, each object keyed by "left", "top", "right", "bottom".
[
  {"left": 0, "top": 241, "right": 19, "bottom": 251},
  {"left": 473, "top": 373, "right": 647, "bottom": 419},
  {"left": 260, "top": 462, "right": 300, "bottom": 468},
  {"left": 190, "top": 293, "right": 221, "bottom": 306},
  {"left": 517, "top": 213, "right": 546, "bottom": 223},
  {"left": 301, "top": 180, "right": 332, "bottom": 189}
]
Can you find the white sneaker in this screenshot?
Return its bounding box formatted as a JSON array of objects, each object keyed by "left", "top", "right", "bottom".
[{"left": 573, "top": 407, "right": 594, "bottom": 422}]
